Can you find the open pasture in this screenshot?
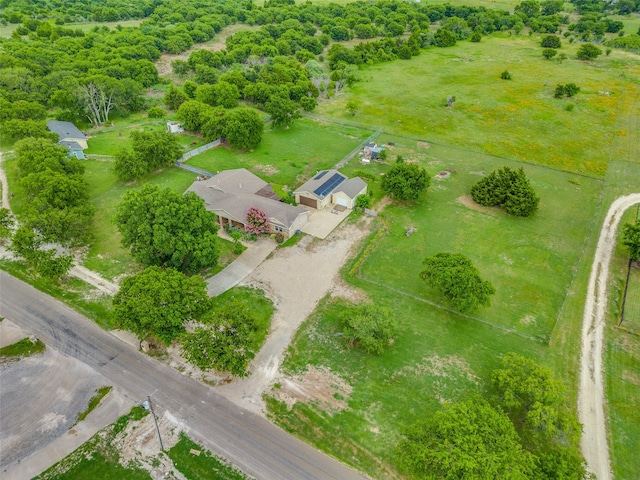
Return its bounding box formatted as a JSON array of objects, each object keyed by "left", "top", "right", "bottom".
[
  {"left": 186, "top": 117, "right": 372, "bottom": 188},
  {"left": 351, "top": 135, "right": 603, "bottom": 340},
  {"left": 319, "top": 34, "right": 640, "bottom": 177}
]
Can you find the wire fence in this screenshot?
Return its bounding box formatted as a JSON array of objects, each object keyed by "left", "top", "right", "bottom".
[
  {"left": 619, "top": 204, "right": 640, "bottom": 333},
  {"left": 178, "top": 139, "right": 220, "bottom": 162}
]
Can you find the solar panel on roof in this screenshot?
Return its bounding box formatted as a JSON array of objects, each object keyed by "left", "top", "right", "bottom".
[
  {"left": 313, "top": 173, "right": 345, "bottom": 198},
  {"left": 314, "top": 171, "right": 328, "bottom": 180}
]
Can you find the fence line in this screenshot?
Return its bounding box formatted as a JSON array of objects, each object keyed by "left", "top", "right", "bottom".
[
  {"left": 335, "top": 128, "right": 383, "bottom": 169},
  {"left": 178, "top": 139, "right": 220, "bottom": 163}
]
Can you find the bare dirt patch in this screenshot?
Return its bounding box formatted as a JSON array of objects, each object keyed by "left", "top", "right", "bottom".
[
  {"left": 329, "top": 277, "right": 368, "bottom": 303},
  {"left": 519, "top": 314, "right": 536, "bottom": 326},
  {"left": 391, "top": 354, "right": 479, "bottom": 384},
  {"left": 457, "top": 195, "right": 499, "bottom": 215},
  {"left": 215, "top": 219, "right": 371, "bottom": 414},
  {"left": 271, "top": 366, "right": 353, "bottom": 414},
  {"left": 115, "top": 411, "right": 181, "bottom": 468},
  {"left": 253, "top": 164, "right": 279, "bottom": 176},
  {"left": 417, "top": 141, "right": 431, "bottom": 149}
]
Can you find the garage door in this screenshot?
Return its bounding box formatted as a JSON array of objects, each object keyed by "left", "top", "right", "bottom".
[
  {"left": 299, "top": 196, "right": 317, "bottom": 209},
  {"left": 335, "top": 196, "right": 349, "bottom": 207}
]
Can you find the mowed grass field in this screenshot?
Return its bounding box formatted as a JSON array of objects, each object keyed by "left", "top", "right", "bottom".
[
  {"left": 186, "top": 117, "right": 372, "bottom": 188},
  {"left": 319, "top": 34, "right": 640, "bottom": 176}
]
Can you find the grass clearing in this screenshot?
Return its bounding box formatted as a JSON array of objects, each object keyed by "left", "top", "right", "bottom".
[
  {"left": 167, "top": 433, "right": 249, "bottom": 480},
  {"left": 0, "top": 337, "right": 45, "bottom": 361},
  {"left": 74, "top": 386, "right": 112, "bottom": 426},
  {"left": 346, "top": 134, "right": 602, "bottom": 341},
  {"left": 319, "top": 34, "right": 640, "bottom": 176},
  {"left": 186, "top": 117, "right": 373, "bottom": 188}
]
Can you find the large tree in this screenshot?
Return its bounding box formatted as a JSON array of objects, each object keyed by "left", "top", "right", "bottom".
[
  {"left": 113, "top": 266, "right": 209, "bottom": 344},
  {"left": 265, "top": 93, "right": 301, "bottom": 128},
  {"left": 420, "top": 253, "right": 495, "bottom": 313},
  {"left": 492, "top": 353, "right": 586, "bottom": 478},
  {"left": 381, "top": 162, "right": 430, "bottom": 201},
  {"left": 202, "top": 108, "right": 264, "bottom": 150},
  {"left": 622, "top": 220, "right": 640, "bottom": 260},
  {"left": 471, "top": 166, "right": 539, "bottom": 217},
  {"left": 115, "top": 184, "right": 219, "bottom": 273},
  {"left": 181, "top": 298, "right": 270, "bottom": 376},
  {"left": 113, "top": 130, "right": 183, "bottom": 181},
  {"left": 397, "top": 398, "right": 535, "bottom": 479}
]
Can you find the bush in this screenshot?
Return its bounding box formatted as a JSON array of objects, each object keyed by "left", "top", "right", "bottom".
[
  {"left": 355, "top": 194, "right": 371, "bottom": 211},
  {"left": 470, "top": 31, "right": 482, "bottom": 42},
  {"left": 500, "top": 70, "right": 512, "bottom": 80},
  {"left": 147, "top": 106, "right": 165, "bottom": 118},
  {"left": 542, "top": 48, "right": 558, "bottom": 60},
  {"left": 470, "top": 166, "right": 539, "bottom": 217},
  {"left": 381, "top": 163, "right": 431, "bottom": 201},
  {"left": 576, "top": 43, "right": 602, "bottom": 60},
  {"left": 541, "top": 35, "right": 561, "bottom": 48},
  {"left": 554, "top": 83, "right": 580, "bottom": 98},
  {"left": 340, "top": 304, "right": 398, "bottom": 355},
  {"left": 274, "top": 232, "right": 285, "bottom": 244}
]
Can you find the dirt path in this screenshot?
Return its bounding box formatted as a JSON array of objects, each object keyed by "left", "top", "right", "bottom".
[
  {"left": 216, "top": 220, "right": 370, "bottom": 413},
  {"left": 0, "top": 151, "right": 12, "bottom": 210},
  {"left": 579, "top": 193, "right": 640, "bottom": 480},
  {"left": 68, "top": 265, "right": 119, "bottom": 295}
]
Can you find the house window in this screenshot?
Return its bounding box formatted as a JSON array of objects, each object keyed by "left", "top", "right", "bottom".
[{"left": 274, "top": 226, "right": 283, "bottom": 232}]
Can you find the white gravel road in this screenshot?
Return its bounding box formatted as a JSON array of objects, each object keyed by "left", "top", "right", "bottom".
[{"left": 578, "top": 193, "right": 640, "bottom": 480}]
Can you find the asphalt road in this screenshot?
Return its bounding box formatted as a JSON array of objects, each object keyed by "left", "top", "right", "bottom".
[{"left": 0, "top": 271, "right": 368, "bottom": 480}]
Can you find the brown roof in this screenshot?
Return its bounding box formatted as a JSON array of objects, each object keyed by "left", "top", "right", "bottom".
[{"left": 187, "top": 169, "right": 307, "bottom": 229}]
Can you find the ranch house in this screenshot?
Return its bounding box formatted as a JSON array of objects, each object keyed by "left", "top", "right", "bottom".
[{"left": 187, "top": 168, "right": 308, "bottom": 239}]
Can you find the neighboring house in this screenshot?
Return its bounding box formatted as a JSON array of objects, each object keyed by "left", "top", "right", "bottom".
[
  {"left": 47, "top": 120, "right": 88, "bottom": 159},
  {"left": 167, "top": 121, "right": 184, "bottom": 134},
  {"left": 187, "top": 168, "right": 308, "bottom": 239},
  {"left": 294, "top": 169, "right": 367, "bottom": 209}
]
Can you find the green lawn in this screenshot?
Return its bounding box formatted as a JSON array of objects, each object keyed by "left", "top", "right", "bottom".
[
  {"left": 318, "top": 34, "right": 640, "bottom": 176},
  {"left": 186, "top": 117, "right": 373, "bottom": 189},
  {"left": 622, "top": 266, "right": 640, "bottom": 329},
  {"left": 81, "top": 158, "right": 197, "bottom": 279}
]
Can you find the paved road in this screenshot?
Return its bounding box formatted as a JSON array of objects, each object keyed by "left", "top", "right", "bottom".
[{"left": 0, "top": 271, "right": 368, "bottom": 480}]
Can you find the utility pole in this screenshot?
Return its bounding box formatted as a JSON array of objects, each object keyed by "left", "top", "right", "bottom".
[{"left": 147, "top": 395, "right": 164, "bottom": 451}]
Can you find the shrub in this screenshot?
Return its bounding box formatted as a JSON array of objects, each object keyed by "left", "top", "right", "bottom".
[
  {"left": 542, "top": 48, "right": 558, "bottom": 59},
  {"left": 500, "top": 70, "right": 512, "bottom": 80},
  {"left": 541, "top": 35, "right": 561, "bottom": 48},
  {"left": 576, "top": 43, "right": 602, "bottom": 60},
  {"left": 470, "top": 166, "right": 539, "bottom": 217},
  {"left": 274, "top": 232, "right": 285, "bottom": 244},
  {"left": 470, "top": 31, "right": 482, "bottom": 42},
  {"left": 340, "top": 304, "right": 398, "bottom": 355},
  {"left": 147, "top": 106, "right": 165, "bottom": 118},
  {"left": 355, "top": 194, "right": 371, "bottom": 211},
  {"left": 554, "top": 83, "right": 580, "bottom": 98}
]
